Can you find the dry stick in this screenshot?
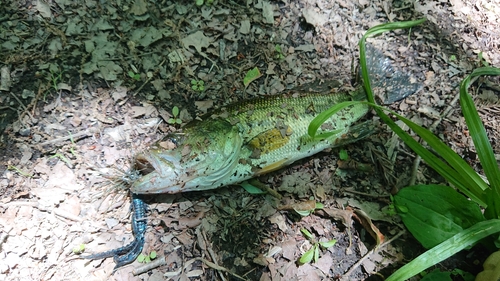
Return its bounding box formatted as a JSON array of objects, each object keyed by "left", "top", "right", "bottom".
[
  {"left": 133, "top": 59, "right": 166, "bottom": 96},
  {"left": 9, "top": 92, "right": 34, "bottom": 121},
  {"left": 37, "top": 127, "right": 99, "bottom": 146},
  {"left": 343, "top": 189, "right": 391, "bottom": 198},
  {"left": 0, "top": 225, "right": 13, "bottom": 249},
  {"left": 133, "top": 256, "right": 166, "bottom": 275},
  {"left": 342, "top": 230, "right": 406, "bottom": 280},
  {"left": 408, "top": 90, "right": 461, "bottom": 186},
  {"left": 0, "top": 201, "right": 82, "bottom": 222},
  {"left": 201, "top": 226, "right": 229, "bottom": 281}
]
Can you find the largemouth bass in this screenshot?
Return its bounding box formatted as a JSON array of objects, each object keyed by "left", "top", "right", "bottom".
[
  {"left": 85, "top": 45, "right": 421, "bottom": 269},
  {"left": 131, "top": 88, "right": 373, "bottom": 194}
]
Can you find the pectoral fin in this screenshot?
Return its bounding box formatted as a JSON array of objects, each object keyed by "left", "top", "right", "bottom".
[{"left": 255, "top": 159, "right": 289, "bottom": 175}]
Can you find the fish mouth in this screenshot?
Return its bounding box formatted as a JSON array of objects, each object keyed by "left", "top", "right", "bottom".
[
  {"left": 129, "top": 152, "right": 182, "bottom": 194},
  {"left": 134, "top": 154, "right": 156, "bottom": 176}
]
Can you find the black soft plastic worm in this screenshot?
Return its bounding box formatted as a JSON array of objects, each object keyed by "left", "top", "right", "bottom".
[{"left": 83, "top": 194, "right": 147, "bottom": 271}]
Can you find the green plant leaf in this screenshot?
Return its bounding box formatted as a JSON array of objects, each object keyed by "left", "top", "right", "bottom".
[
  {"left": 319, "top": 239, "right": 337, "bottom": 248},
  {"left": 339, "top": 149, "right": 348, "bottom": 160},
  {"left": 172, "top": 106, "right": 179, "bottom": 117},
  {"left": 301, "top": 228, "right": 313, "bottom": 239},
  {"left": 240, "top": 181, "right": 265, "bottom": 194},
  {"left": 420, "top": 269, "right": 452, "bottom": 281},
  {"left": 460, "top": 67, "right": 500, "bottom": 218},
  {"left": 137, "top": 254, "right": 146, "bottom": 263},
  {"left": 308, "top": 99, "right": 488, "bottom": 207},
  {"left": 72, "top": 244, "right": 85, "bottom": 254},
  {"left": 394, "top": 184, "right": 485, "bottom": 249},
  {"left": 294, "top": 209, "right": 312, "bottom": 216},
  {"left": 313, "top": 245, "right": 319, "bottom": 263},
  {"left": 299, "top": 247, "right": 314, "bottom": 264},
  {"left": 353, "top": 17, "right": 489, "bottom": 206},
  {"left": 150, "top": 251, "right": 157, "bottom": 259},
  {"left": 243, "top": 67, "right": 262, "bottom": 87},
  {"left": 386, "top": 219, "right": 500, "bottom": 281}
]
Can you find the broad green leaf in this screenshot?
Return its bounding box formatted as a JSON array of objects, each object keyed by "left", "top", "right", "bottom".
[
  {"left": 394, "top": 184, "right": 485, "bottom": 249},
  {"left": 386, "top": 219, "right": 500, "bottom": 281},
  {"left": 243, "top": 67, "right": 262, "bottom": 87}
]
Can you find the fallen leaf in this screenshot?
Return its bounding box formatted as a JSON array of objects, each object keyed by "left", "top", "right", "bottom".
[
  {"left": 352, "top": 208, "right": 385, "bottom": 246},
  {"left": 269, "top": 213, "right": 288, "bottom": 232},
  {"left": 303, "top": 8, "right": 328, "bottom": 26},
  {"left": 181, "top": 31, "right": 211, "bottom": 53},
  {"left": 195, "top": 100, "right": 214, "bottom": 113},
  {"left": 261, "top": 1, "right": 274, "bottom": 24}
]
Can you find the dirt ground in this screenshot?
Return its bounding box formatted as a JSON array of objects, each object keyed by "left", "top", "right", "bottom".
[{"left": 1, "top": 0, "right": 500, "bottom": 280}]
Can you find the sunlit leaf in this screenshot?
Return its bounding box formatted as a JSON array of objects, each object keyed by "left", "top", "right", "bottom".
[
  {"left": 319, "top": 239, "right": 337, "bottom": 248},
  {"left": 301, "top": 228, "right": 313, "bottom": 239},
  {"left": 299, "top": 247, "right": 314, "bottom": 264},
  {"left": 243, "top": 67, "right": 262, "bottom": 87},
  {"left": 386, "top": 220, "right": 500, "bottom": 281}
]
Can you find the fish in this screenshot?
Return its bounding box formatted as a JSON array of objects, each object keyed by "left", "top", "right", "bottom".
[
  {"left": 130, "top": 88, "right": 373, "bottom": 194},
  {"left": 83, "top": 88, "right": 375, "bottom": 270},
  {"left": 84, "top": 44, "right": 422, "bottom": 269},
  {"left": 129, "top": 46, "right": 422, "bottom": 195}
]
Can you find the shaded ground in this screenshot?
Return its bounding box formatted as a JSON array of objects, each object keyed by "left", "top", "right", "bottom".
[{"left": 1, "top": 0, "right": 500, "bottom": 280}]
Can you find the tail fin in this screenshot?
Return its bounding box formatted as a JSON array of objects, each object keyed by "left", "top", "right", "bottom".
[{"left": 364, "top": 44, "right": 423, "bottom": 104}]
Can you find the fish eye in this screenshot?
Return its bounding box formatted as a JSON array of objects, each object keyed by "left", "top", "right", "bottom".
[
  {"left": 168, "top": 136, "right": 179, "bottom": 146},
  {"left": 154, "top": 133, "right": 185, "bottom": 150}
]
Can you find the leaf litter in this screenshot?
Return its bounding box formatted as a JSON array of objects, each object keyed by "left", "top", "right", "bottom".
[{"left": 0, "top": 0, "right": 499, "bottom": 280}]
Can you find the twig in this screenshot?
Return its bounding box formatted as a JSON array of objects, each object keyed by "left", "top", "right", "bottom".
[
  {"left": 53, "top": 208, "right": 83, "bottom": 222},
  {"left": 201, "top": 226, "right": 228, "bottom": 281},
  {"left": 342, "top": 230, "right": 406, "bottom": 280},
  {"left": 247, "top": 179, "right": 282, "bottom": 199},
  {"left": 37, "top": 127, "right": 99, "bottom": 146},
  {"left": 409, "top": 85, "right": 462, "bottom": 186},
  {"left": 194, "top": 258, "right": 246, "bottom": 280},
  {"left": 343, "top": 189, "right": 391, "bottom": 198},
  {"left": 133, "top": 256, "right": 166, "bottom": 275},
  {"left": 133, "top": 59, "right": 166, "bottom": 96},
  {"left": 0, "top": 201, "right": 81, "bottom": 222},
  {"left": 0, "top": 225, "right": 13, "bottom": 249},
  {"left": 9, "top": 92, "right": 34, "bottom": 121}
]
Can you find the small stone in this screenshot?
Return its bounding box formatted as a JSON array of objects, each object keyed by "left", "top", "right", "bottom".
[{"left": 19, "top": 128, "right": 31, "bottom": 136}]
